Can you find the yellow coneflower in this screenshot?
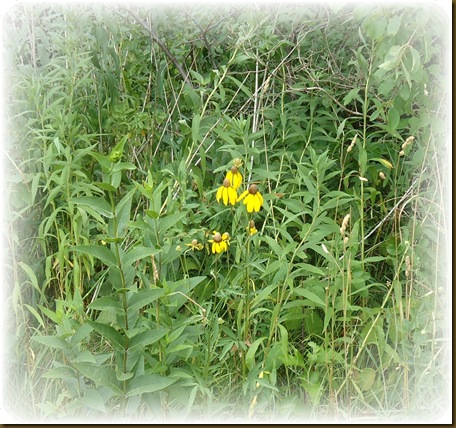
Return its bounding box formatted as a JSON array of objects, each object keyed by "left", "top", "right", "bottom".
[
  {"left": 185, "top": 238, "right": 204, "bottom": 251},
  {"left": 226, "top": 165, "right": 243, "bottom": 190},
  {"left": 216, "top": 178, "right": 237, "bottom": 206},
  {"left": 248, "top": 220, "right": 258, "bottom": 236},
  {"left": 208, "top": 231, "right": 230, "bottom": 254},
  {"left": 237, "top": 183, "right": 263, "bottom": 213}
]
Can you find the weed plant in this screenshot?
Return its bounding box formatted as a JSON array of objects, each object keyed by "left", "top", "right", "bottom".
[{"left": 3, "top": 2, "right": 450, "bottom": 423}]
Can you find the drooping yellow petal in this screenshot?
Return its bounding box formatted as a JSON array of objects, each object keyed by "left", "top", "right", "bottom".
[
  {"left": 256, "top": 191, "right": 263, "bottom": 207},
  {"left": 228, "top": 187, "right": 237, "bottom": 205},
  {"left": 246, "top": 194, "right": 256, "bottom": 213},
  {"left": 251, "top": 193, "right": 262, "bottom": 212},
  {"left": 237, "top": 190, "right": 249, "bottom": 202},
  {"left": 226, "top": 169, "right": 243, "bottom": 190},
  {"left": 216, "top": 186, "right": 223, "bottom": 203},
  {"left": 222, "top": 187, "right": 228, "bottom": 205}
]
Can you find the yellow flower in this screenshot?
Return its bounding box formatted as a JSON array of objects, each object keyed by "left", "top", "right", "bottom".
[
  {"left": 185, "top": 239, "right": 203, "bottom": 251},
  {"left": 237, "top": 184, "right": 263, "bottom": 213},
  {"left": 226, "top": 165, "right": 243, "bottom": 190},
  {"left": 208, "top": 231, "right": 230, "bottom": 254},
  {"left": 216, "top": 178, "right": 237, "bottom": 206},
  {"left": 248, "top": 220, "right": 258, "bottom": 236}
]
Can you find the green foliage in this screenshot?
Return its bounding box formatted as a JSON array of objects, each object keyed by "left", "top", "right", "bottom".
[{"left": 4, "top": 2, "right": 449, "bottom": 423}]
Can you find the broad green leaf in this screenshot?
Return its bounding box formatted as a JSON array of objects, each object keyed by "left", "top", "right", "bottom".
[
  {"left": 88, "top": 296, "right": 123, "bottom": 312},
  {"left": 191, "top": 113, "right": 201, "bottom": 143},
  {"left": 71, "top": 350, "right": 97, "bottom": 364},
  {"left": 370, "top": 157, "right": 393, "bottom": 170},
  {"left": 122, "top": 246, "right": 161, "bottom": 266},
  {"left": 129, "top": 327, "right": 168, "bottom": 352},
  {"left": 245, "top": 337, "right": 266, "bottom": 370},
  {"left": 115, "top": 188, "right": 135, "bottom": 238},
  {"left": 95, "top": 182, "right": 117, "bottom": 192},
  {"left": 112, "top": 162, "right": 136, "bottom": 172},
  {"left": 126, "top": 373, "right": 177, "bottom": 397},
  {"left": 42, "top": 365, "right": 77, "bottom": 379},
  {"left": 387, "top": 107, "right": 400, "bottom": 132},
  {"left": 79, "top": 388, "right": 107, "bottom": 413},
  {"left": 356, "top": 367, "right": 376, "bottom": 391},
  {"left": 24, "top": 304, "right": 45, "bottom": 329},
  {"left": 71, "top": 196, "right": 113, "bottom": 218},
  {"left": 88, "top": 321, "right": 125, "bottom": 351},
  {"left": 293, "top": 288, "right": 326, "bottom": 309},
  {"left": 71, "top": 245, "right": 117, "bottom": 267},
  {"left": 378, "top": 45, "right": 403, "bottom": 71},
  {"left": 127, "top": 289, "right": 165, "bottom": 313},
  {"left": 32, "top": 335, "right": 70, "bottom": 351},
  {"left": 73, "top": 363, "right": 122, "bottom": 395}
]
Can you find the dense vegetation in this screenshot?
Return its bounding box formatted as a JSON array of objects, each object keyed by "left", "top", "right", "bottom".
[{"left": 3, "top": 2, "right": 450, "bottom": 423}]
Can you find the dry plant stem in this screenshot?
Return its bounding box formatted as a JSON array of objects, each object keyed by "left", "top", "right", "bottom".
[
  {"left": 335, "top": 244, "right": 411, "bottom": 398},
  {"left": 123, "top": 8, "right": 194, "bottom": 89}
]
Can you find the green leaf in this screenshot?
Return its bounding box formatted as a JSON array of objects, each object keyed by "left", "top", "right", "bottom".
[
  {"left": 79, "top": 388, "right": 107, "bottom": 413},
  {"left": 112, "top": 162, "right": 136, "bottom": 172},
  {"left": 71, "top": 245, "right": 117, "bottom": 267},
  {"left": 71, "top": 196, "right": 113, "bottom": 218},
  {"left": 246, "top": 337, "right": 267, "bottom": 370},
  {"left": 88, "top": 296, "right": 123, "bottom": 312},
  {"left": 95, "top": 182, "right": 117, "bottom": 192},
  {"left": 88, "top": 321, "right": 125, "bottom": 351},
  {"left": 387, "top": 107, "right": 400, "bottom": 132},
  {"left": 73, "top": 363, "right": 122, "bottom": 395},
  {"left": 42, "top": 365, "right": 77, "bottom": 379},
  {"left": 369, "top": 157, "right": 393, "bottom": 170},
  {"left": 71, "top": 350, "right": 97, "bottom": 364},
  {"left": 126, "top": 373, "right": 177, "bottom": 397},
  {"left": 191, "top": 113, "right": 201, "bottom": 143},
  {"left": 32, "top": 335, "right": 70, "bottom": 351},
  {"left": 122, "top": 246, "right": 161, "bottom": 266},
  {"left": 24, "top": 304, "right": 45, "bottom": 328},
  {"left": 293, "top": 288, "right": 326, "bottom": 309},
  {"left": 378, "top": 45, "right": 403, "bottom": 71},
  {"left": 127, "top": 289, "right": 165, "bottom": 313},
  {"left": 129, "top": 327, "right": 168, "bottom": 352},
  {"left": 356, "top": 367, "right": 376, "bottom": 391}
]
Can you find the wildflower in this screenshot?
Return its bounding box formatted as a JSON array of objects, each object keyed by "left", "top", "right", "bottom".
[
  {"left": 400, "top": 136, "right": 414, "bottom": 156},
  {"left": 237, "top": 183, "right": 263, "bottom": 213},
  {"left": 216, "top": 178, "right": 237, "bottom": 206},
  {"left": 208, "top": 231, "right": 230, "bottom": 254},
  {"left": 347, "top": 134, "right": 357, "bottom": 153},
  {"left": 248, "top": 220, "right": 258, "bottom": 236},
  {"left": 226, "top": 165, "right": 243, "bottom": 190},
  {"left": 379, "top": 171, "right": 386, "bottom": 180},
  {"left": 340, "top": 213, "right": 350, "bottom": 236},
  {"left": 185, "top": 239, "right": 203, "bottom": 251}
]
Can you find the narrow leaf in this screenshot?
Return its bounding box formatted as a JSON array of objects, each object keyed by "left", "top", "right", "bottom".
[
  {"left": 122, "top": 246, "right": 161, "bottom": 266},
  {"left": 127, "top": 289, "right": 165, "bottom": 313},
  {"left": 293, "top": 288, "right": 326, "bottom": 308},
  {"left": 72, "top": 245, "right": 117, "bottom": 267},
  {"left": 71, "top": 196, "right": 113, "bottom": 218},
  {"left": 126, "top": 373, "right": 177, "bottom": 397},
  {"left": 88, "top": 321, "right": 125, "bottom": 351}
]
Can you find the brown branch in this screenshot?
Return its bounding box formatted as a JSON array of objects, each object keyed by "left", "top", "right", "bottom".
[{"left": 122, "top": 8, "right": 194, "bottom": 89}]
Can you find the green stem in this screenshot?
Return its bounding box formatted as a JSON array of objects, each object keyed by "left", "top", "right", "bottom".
[{"left": 109, "top": 191, "right": 129, "bottom": 410}]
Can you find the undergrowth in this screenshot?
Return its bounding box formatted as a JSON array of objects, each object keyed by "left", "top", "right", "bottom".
[{"left": 3, "top": 2, "right": 450, "bottom": 423}]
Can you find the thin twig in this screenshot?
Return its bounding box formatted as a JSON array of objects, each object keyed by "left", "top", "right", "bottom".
[
  {"left": 292, "top": 86, "right": 363, "bottom": 116},
  {"left": 363, "top": 174, "right": 423, "bottom": 242},
  {"left": 121, "top": 7, "right": 194, "bottom": 89}
]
